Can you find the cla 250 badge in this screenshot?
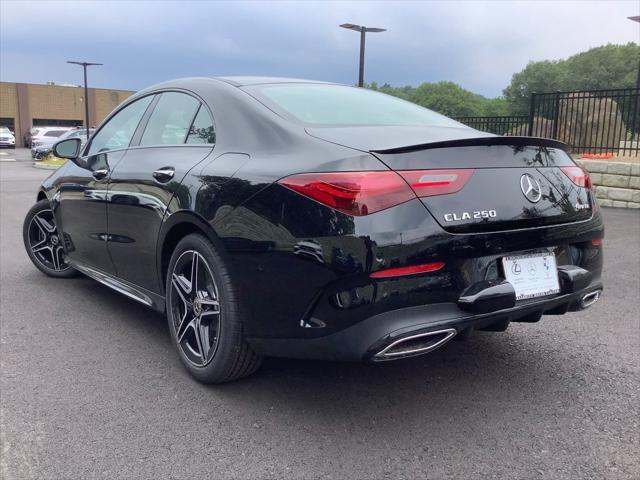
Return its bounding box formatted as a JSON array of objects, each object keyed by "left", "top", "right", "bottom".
[{"left": 444, "top": 209, "right": 498, "bottom": 222}]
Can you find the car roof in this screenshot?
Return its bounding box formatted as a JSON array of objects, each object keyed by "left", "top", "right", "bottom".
[{"left": 214, "top": 76, "right": 338, "bottom": 87}]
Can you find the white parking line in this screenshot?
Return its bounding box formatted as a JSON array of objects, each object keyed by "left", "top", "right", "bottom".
[
  {"left": 0, "top": 152, "right": 8, "bottom": 155},
  {"left": 0, "top": 158, "right": 16, "bottom": 162}
]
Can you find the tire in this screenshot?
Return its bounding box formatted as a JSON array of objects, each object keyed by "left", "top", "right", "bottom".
[
  {"left": 165, "top": 233, "right": 262, "bottom": 383},
  {"left": 22, "top": 199, "right": 78, "bottom": 278}
]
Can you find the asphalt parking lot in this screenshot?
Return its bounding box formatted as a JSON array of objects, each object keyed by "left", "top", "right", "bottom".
[{"left": 1, "top": 148, "right": 639, "bottom": 480}]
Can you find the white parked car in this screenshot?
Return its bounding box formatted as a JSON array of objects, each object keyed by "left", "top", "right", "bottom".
[
  {"left": 0, "top": 126, "right": 16, "bottom": 148},
  {"left": 30, "top": 127, "right": 73, "bottom": 158},
  {"left": 32, "top": 128, "right": 95, "bottom": 159}
]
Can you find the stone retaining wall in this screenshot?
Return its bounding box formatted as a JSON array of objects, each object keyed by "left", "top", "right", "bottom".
[{"left": 575, "top": 159, "right": 640, "bottom": 209}]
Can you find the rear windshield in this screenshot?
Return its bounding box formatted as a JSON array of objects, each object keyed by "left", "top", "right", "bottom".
[{"left": 249, "top": 84, "right": 463, "bottom": 128}]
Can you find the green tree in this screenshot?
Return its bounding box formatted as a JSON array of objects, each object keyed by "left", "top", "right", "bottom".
[
  {"left": 483, "top": 97, "right": 510, "bottom": 116},
  {"left": 503, "top": 61, "right": 565, "bottom": 114},
  {"left": 366, "top": 42, "right": 639, "bottom": 119},
  {"left": 366, "top": 80, "right": 506, "bottom": 118},
  {"left": 504, "top": 43, "right": 639, "bottom": 114},
  {"left": 408, "top": 81, "right": 486, "bottom": 117},
  {"left": 560, "top": 43, "right": 639, "bottom": 90}
]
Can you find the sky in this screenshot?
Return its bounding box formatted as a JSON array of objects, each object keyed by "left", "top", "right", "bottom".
[{"left": 1, "top": 0, "right": 638, "bottom": 98}]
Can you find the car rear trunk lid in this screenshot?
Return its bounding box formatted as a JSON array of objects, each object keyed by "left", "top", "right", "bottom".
[{"left": 372, "top": 137, "right": 593, "bottom": 233}]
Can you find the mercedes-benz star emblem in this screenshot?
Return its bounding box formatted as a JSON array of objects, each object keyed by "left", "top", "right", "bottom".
[{"left": 520, "top": 173, "right": 542, "bottom": 203}]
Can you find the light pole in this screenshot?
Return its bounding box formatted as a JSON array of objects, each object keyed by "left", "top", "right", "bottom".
[
  {"left": 339, "top": 23, "right": 386, "bottom": 87},
  {"left": 628, "top": 16, "right": 640, "bottom": 150},
  {"left": 67, "top": 61, "right": 103, "bottom": 138},
  {"left": 629, "top": 17, "right": 640, "bottom": 89}
]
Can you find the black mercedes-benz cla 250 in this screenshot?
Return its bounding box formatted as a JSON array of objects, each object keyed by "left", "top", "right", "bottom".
[{"left": 23, "top": 77, "right": 604, "bottom": 383}]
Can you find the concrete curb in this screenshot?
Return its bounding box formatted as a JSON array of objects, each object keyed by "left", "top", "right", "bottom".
[{"left": 32, "top": 162, "right": 61, "bottom": 170}]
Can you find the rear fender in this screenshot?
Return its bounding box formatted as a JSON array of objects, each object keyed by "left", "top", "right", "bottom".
[{"left": 156, "top": 210, "right": 227, "bottom": 295}]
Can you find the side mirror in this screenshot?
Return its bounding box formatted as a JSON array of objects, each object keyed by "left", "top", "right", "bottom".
[{"left": 53, "top": 138, "right": 82, "bottom": 161}]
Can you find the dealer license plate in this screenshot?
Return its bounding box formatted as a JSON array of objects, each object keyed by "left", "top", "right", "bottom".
[{"left": 502, "top": 252, "right": 560, "bottom": 301}]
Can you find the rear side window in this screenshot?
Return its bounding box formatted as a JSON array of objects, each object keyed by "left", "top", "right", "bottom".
[
  {"left": 88, "top": 96, "right": 153, "bottom": 155},
  {"left": 140, "top": 92, "right": 199, "bottom": 146},
  {"left": 186, "top": 106, "right": 215, "bottom": 144}
]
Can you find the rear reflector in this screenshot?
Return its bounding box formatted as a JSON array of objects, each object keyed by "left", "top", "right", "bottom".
[
  {"left": 397, "top": 169, "right": 474, "bottom": 197},
  {"left": 278, "top": 171, "right": 415, "bottom": 216},
  {"left": 370, "top": 261, "right": 445, "bottom": 279},
  {"left": 591, "top": 238, "right": 603, "bottom": 246},
  {"left": 561, "top": 166, "right": 592, "bottom": 189}
]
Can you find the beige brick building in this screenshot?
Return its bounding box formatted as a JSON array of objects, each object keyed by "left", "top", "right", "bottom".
[{"left": 0, "top": 81, "right": 134, "bottom": 146}]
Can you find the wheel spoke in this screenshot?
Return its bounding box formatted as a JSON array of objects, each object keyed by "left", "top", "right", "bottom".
[
  {"left": 172, "top": 275, "right": 191, "bottom": 341},
  {"left": 172, "top": 274, "right": 190, "bottom": 305},
  {"left": 176, "top": 317, "right": 195, "bottom": 343},
  {"left": 193, "top": 317, "right": 209, "bottom": 364},
  {"left": 53, "top": 246, "right": 65, "bottom": 271},
  {"left": 199, "top": 298, "right": 220, "bottom": 315},
  {"left": 31, "top": 236, "right": 47, "bottom": 249},
  {"left": 31, "top": 242, "right": 50, "bottom": 254},
  {"left": 34, "top": 214, "right": 56, "bottom": 233},
  {"left": 32, "top": 216, "right": 48, "bottom": 236},
  {"left": 190, "top": 251, "right": 199, "bottom": 294}
]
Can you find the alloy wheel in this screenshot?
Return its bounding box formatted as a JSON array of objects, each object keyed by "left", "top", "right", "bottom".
[
  {"left": 27, "top": 209, "right": 70, "bottom": 272},
  {"left": 169, "top": 250, "right": 221, "bottom": 367}
]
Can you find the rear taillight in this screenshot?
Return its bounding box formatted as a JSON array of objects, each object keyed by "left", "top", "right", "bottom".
[
  {"left": 561, "top": 166, "right": 592, "bottom": 189},
  {"left": 277, "top": 171, "right": 415, "bottom": 216},
  {"left": 397, "top": 169, "right": 474, "bottom": 197}
]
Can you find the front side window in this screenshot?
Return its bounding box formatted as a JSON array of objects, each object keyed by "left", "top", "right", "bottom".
[
  {"left": 186, "top": 106, "right": 215, "bottom": 144},
  {"left": 140, "top": 92, "right": 199, "bottom": 146},
  {"left": 87, "top": 96, "right": 153, "bottom": 155}
]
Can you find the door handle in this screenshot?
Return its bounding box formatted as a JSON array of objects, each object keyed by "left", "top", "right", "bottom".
[
  {"left": 153, "top": 167, "right": 175, "bottom": 183},
  {"left": 92, "top": 168, "right": 109, "bottom": 180}
]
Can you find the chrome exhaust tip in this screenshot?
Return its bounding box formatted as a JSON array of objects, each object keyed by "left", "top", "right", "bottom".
[
  {"left": 373, "top": 328, "right": 457, "bottom": 361},
  {"left": 580, "top": 289, "right": 602, "bottom": 309}
]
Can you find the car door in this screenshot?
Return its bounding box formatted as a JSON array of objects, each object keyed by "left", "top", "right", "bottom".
[
  {"left": 55, "top": 95, "right": 154, "bottom": 274},
  {"left": 106, "top": 92, "right": 215, "bottom": 293}
]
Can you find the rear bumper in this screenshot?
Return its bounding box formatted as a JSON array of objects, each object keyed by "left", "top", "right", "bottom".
[{"left": 247, "top": 280, "right": 603, "bottom": 362}]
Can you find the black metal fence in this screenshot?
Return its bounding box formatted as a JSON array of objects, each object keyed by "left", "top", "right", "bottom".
[
  {"left": 453, "top": 115, "right": 528, "bottom": 136},
  {"left": 455, "top": 87, "right": 640, "bottom": 156}
]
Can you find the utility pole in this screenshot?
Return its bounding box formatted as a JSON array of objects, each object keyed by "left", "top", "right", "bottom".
[
  {"left": 67, "top": 61, "right": 103, "bottom": 138},
  {"left": 339, "top": 23, "right": 386, "bottom": 87}
]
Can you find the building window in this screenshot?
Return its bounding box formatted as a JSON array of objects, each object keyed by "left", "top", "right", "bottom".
[
  {"left": 0, "top": 118, "right": 15, "bottom": 133},
  {"left": 32, "top": 119, "right": 83, "bottom": 128}
]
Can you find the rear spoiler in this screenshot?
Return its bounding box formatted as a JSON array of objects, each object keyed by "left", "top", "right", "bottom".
[{"left": 371, "top": 136, "right": 569, "bottom": 155}]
